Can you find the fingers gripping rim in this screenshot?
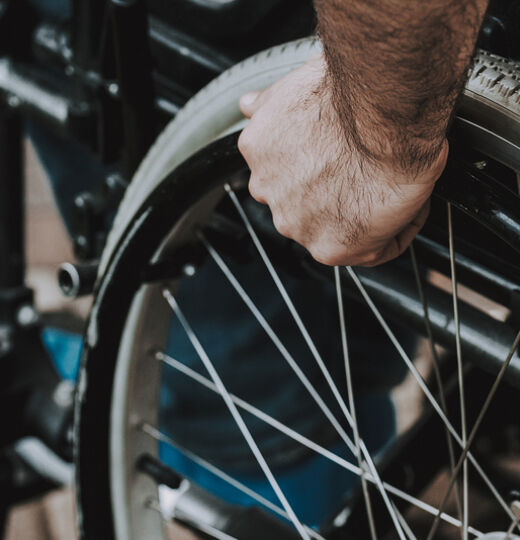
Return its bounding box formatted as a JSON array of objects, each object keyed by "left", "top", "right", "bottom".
[
  {"left": 101, "top": 39, "right": 520, "bottom": 280},
  {"left": 100, "top": 37, "right": 323, "bottom": 277}
]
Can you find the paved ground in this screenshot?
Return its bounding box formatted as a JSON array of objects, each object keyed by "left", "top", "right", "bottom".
[{"left": 23, "top": 140, "right": 90, "bottom": 318}]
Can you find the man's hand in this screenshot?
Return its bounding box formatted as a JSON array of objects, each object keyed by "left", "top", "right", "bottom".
[{"left": 238, "top": 54, "right": 448, "bottom": 267}]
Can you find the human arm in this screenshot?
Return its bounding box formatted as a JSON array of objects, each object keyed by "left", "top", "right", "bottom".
[
  {"left": 237, "top": 0, "right": 488, "bottom": 266},
  {"left": 314, "top": 0, "right": 488, "bottom": 176}
]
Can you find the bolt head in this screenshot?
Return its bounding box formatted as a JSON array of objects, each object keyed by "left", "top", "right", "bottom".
[
  {"left": 54, "top": 380, "right": 74, "bottom": 408},
  {"left": 75, "top": 195, "right": 86, "bottom": 208},
  {"left": 16, "top": 305, "right": 39, "bottom": 327},
  {"left": 76, "top": 235, "right": 87, "bottom": 247},
  {"left": 106, "top": 175, "right": 117, "bottom": 189},
  {"left": 7, "top": 94, "right": 21, "bottom": 108},
  {"left": 108, "top": 82, "right": 119, "bottom": 97},
  {"left": 182, "top": 264, "right": 196, "bottom": 277}
]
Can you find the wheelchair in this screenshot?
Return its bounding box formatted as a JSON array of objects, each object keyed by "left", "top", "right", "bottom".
[{"left": 0, "top": 1, "right": 519, "bottom": 539}]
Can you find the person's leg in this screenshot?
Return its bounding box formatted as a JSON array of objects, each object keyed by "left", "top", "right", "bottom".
[
  {"left": 158, "top": 248, "right": 413, "bottom": 527},
  {"left": 160, "top": 391, "right": 396, "bottom": 527}
]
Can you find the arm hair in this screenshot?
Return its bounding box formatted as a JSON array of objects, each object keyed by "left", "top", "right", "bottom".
[{"left": 314, "top": 0, "right": 489, "bottom": 174}]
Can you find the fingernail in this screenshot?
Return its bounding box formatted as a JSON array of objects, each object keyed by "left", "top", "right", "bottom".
[{"left": 240, "top": 91, "right": 259, "bottom": 108}]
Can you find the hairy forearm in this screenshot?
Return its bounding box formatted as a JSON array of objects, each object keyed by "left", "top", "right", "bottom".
[{"left": 314, "top": 0, "right": 488, "bottom": 173}]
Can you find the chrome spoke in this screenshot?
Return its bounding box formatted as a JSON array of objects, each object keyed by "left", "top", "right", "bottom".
[
  {"left": 345, "top": 266, "right": 516, "bottom": 525},
  {"left": 225, "top": 185, "right": 406, "bottom": 540},
  {"left": 507, "top": 514, "right": 520, "bottom": 537},
  {"left": 335, "top": 266, "right": 378, "bottom": 540},
  {"left": 156, "top": 350, "right": 480, "bottom": 534},
  {"left": 199, "top": 232, "right": 357, "bottom": 455},
  {"left": 410, "top": 242, "right": 464, "bottom": 532},
  {"left": 425, "top": 328, "right": 520, "bottom": 539},
  {"left": 146, "top": 497, "right": 240, "bottom": 540},
  {"left": 140, "top": 422, "right": 326, "bottom": 540},
  {"left": 163, "top": 289, "right": 310, "bottom": 540},
  {"left": 394, "top": 503, "right": 418, "bottom": 540},
  {"left": 446, "top": 203, "right": 469, "bottom": 540},
  {"left": 156, "top": 352, "right": 359, "bottom": 473}
]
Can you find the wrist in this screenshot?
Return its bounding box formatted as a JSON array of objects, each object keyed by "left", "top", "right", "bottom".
[
  {"left": 365, "top": 137, "right": 449, "bottom": 186},
  {"left": 333, "top": 94, "right": 449, "bottom": 183},
  {"left": 321, "top": 60, "right": 449, "bottom": 180},
  {"left": 320, "top": 59, "right": 448, "bottom": 183},
  {"left": 358, "top": 128, "right": 448, "bottom": 181}
]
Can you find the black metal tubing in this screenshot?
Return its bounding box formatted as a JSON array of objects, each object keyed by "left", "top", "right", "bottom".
[
  {"left": 0, "top": 0, "right": 314, "bottom": 171},
  {"left": 148, "top": 0, "right": 286, "bottom": 38},
  {"left": 0, "top": 1, "right": 38, "bottom": 61},
  {"left": 0, "top": 107, "right": 24, "bottom": 291},
  {"left": 71, "top": 0, "right": 111, "bottom": 73},
  {"left": 110, "top": 0, "right": 157, "bottom": 177},
  {"left": 148, "top": 15, "right": 233, "bottom": 99},
  {"left": 0, "top": 59, "right": 96, "bottom": 145},
  {"left": 436, "top": 158, "right": 520, "bottom": 254},
  {"left": 302, "top": 255, "right": 520, "bottom": 387},
  {"left": 0, "top": 0, "right": 314, "bottom": 172},
  {"left": 7, "top": 14, "right": 230, "bottom": 156},
  {"left": 356, "top": 265, "right": 520, "bottom": 385},
  {"left": 413, "top": 234, "right": 519, "bottom": 308}
]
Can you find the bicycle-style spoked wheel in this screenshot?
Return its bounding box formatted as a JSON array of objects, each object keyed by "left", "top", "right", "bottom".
[{"left": 75, "top": 38, "right": 520, "bottom": 540}]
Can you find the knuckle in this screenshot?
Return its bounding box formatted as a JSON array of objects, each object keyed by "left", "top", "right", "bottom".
[
  {"left": 237, "top": 127, "right": 254, "bottom": 156},
  {"left": 272, "top": 212, "right": 291, "bottom": 237},
  {"left": 309, "top": 243, "right": 342, "bottom": 267},
  {"left": 359, "top": 249, "right": 384, "bottom": 267},
  {"left": 248, "top": 176, "right": 265, "bottom": 203}
]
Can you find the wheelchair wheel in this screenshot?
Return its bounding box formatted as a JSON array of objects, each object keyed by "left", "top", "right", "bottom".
[{"left": 76, "top": 37, "right": 520, "bottom": 540}]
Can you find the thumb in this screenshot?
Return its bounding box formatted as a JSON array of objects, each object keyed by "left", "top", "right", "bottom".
[{"left": 239, "top": 91, "right": 262, "bottom": 118}]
